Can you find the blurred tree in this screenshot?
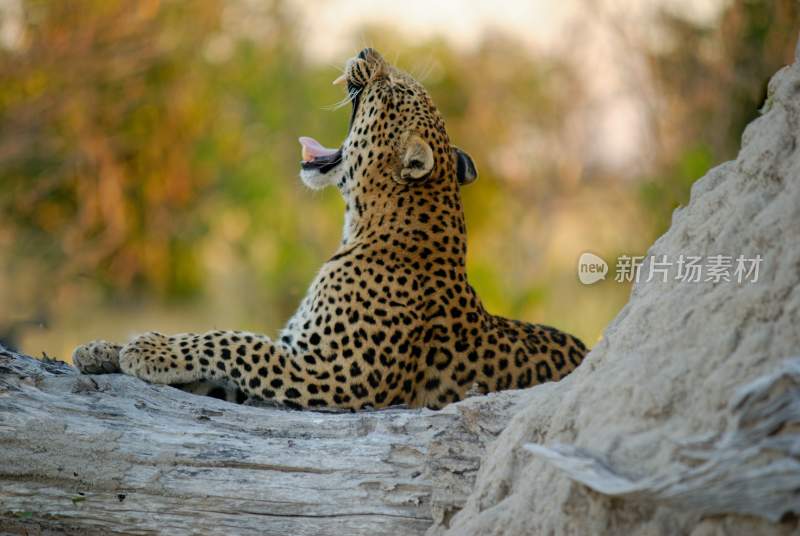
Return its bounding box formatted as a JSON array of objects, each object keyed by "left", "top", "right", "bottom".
[
  {"left": 640, "top": 0, "right": 799, "bottom": 233},
  {"left": 0, "top": 0, "right": 223, "bottom": 301},
  {"left": 0, "top": 0, "right": 339, "bottom": 317}
]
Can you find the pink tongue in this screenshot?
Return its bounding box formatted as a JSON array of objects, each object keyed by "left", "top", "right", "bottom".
[{"left": 299, "top": 136, "right": 338, "bottom": 162}]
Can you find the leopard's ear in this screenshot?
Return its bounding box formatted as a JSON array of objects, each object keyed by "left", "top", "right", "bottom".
[
  {"left": 398, "top": 133, "right": 434, "bottom": 183},
  {"left": 452, "top": 146, "right": 477, "bottom": 185}
]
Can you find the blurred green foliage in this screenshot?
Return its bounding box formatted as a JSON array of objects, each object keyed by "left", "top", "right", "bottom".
[
  {"left": 640, "top": 145, "right": 714, "bottom": 233},
  {"left": 640, "top": 0, "right": 798, "bottom": 234},
  {"left": 0, "top": 0, "right": 796, "bottom": 356}
]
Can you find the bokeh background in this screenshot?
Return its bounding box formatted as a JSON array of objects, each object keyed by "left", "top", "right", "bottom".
[{"left": 0, "top": 0, "right": 797, "bottom": 360}]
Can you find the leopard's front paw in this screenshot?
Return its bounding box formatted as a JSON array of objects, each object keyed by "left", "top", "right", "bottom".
[{"left": 72, "top": 340, "right": 122, "bottom": 374}]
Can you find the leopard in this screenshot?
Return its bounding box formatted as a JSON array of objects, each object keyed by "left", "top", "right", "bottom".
[{"left": 73, "top": 48, "right": 588, "bottom": 410}]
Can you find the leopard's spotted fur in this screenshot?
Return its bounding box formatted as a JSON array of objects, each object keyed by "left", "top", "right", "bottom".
[{"left": 73, "top": 49, "right": 588, "bottom": 410}]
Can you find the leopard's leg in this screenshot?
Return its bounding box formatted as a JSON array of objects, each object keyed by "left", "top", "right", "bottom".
[
  {"left": 79, "top": 330, "right": 326, "bottom": 409},
  {"left": 74, "top": 339, "right": 247, "bottom": 402}
]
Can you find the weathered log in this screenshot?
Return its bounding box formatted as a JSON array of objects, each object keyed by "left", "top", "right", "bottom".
[{"left": 0, "top": 346, "right": 530, "bottom": 535}]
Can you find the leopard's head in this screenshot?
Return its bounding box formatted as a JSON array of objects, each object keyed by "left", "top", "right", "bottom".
[{"left": 299, "top": 48, "right": 477, "bottom": 202}]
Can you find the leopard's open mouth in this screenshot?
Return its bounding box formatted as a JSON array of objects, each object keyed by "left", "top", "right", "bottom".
[
  {"left": 299, "top": 79, "right": 362, "bottom": 175},
  {"left": 299, "top": 138, "right": 342, "bottom": 174}
]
